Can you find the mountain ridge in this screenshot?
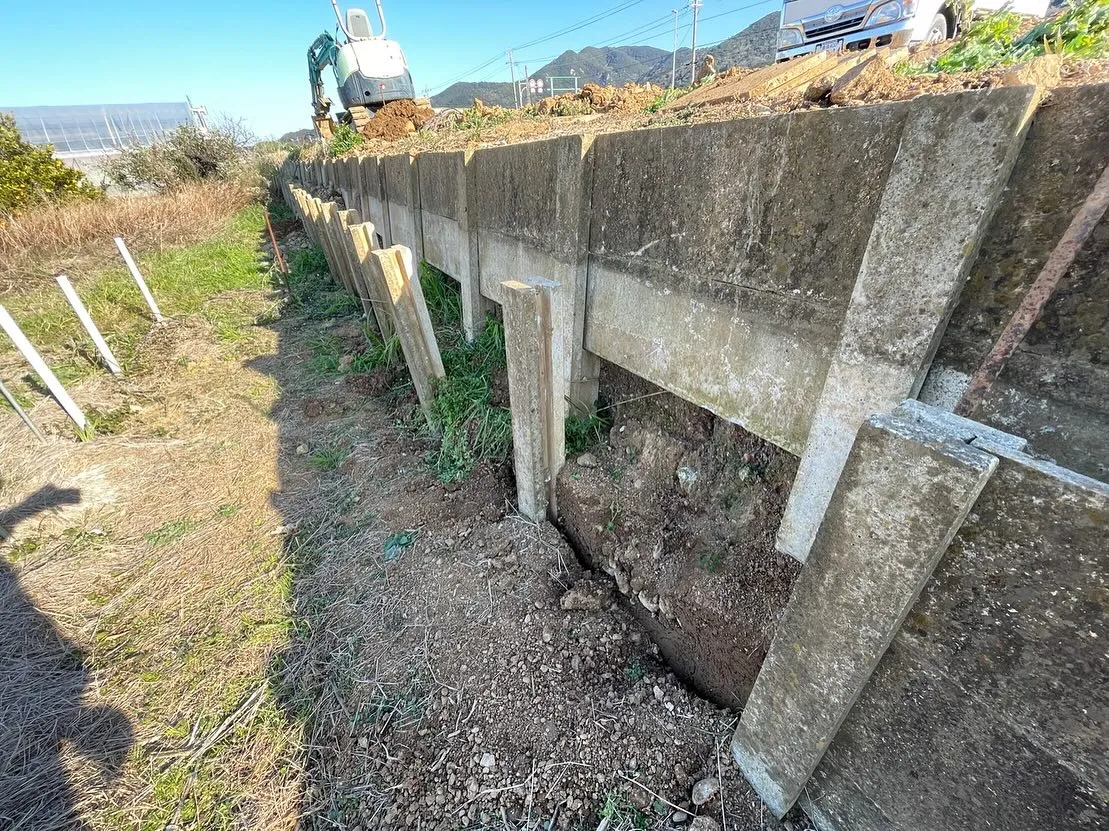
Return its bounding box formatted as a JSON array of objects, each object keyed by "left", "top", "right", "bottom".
[{"left": 430, "top": 11, "right": 779, "bottom": 109}]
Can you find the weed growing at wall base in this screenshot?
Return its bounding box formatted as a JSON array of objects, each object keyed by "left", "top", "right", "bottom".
[{"left": 421, "top": 263, "right": 512, "bottom": 482}]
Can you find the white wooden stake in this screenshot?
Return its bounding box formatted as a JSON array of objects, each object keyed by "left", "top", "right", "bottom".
[
  {"left": 113, "top": 236, "right": 164, "bottom": 322},
  {"left": 56, "top": 275, "right": 122, "bottom": 376},
  {"left": 0, "top": 305, "right": 87, "bottom": 430}
]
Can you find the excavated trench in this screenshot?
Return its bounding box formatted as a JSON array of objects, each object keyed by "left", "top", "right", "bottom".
[{"left": 552, "top": 363, "right": 802, "bottom": 709}]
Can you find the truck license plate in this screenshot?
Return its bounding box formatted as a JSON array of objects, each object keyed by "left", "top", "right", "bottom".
[{"left": 817, "top": 39, "right": 845, "bottom": 52}]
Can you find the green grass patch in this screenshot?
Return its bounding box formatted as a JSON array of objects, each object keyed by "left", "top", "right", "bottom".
[
  {"left": 310, "top": 443, "right": 349, "bottom": 471},
  {"left": 144, "top": 517, "right": 203, "bottom": 547},
  {"left": 566, "top": 410, "right": 611, "bottom": 455},
  {"left": 1, "top": 205, "right": 272, "bottom": 386},
  {"left": 327, "top": 123, "right": 365, "bottom": 157},
  {"left": 286, "top": 245, "right": 359, "bottom": 320}
]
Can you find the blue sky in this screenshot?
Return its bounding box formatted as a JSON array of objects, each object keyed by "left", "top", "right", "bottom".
[{"left": 0, "top": 0, "right": 778, "bottom": 140}]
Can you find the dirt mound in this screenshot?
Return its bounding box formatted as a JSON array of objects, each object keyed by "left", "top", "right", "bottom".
[
  {"left": 360, "top": 99, "right": 435, "bottom": 141},
  {"left": 535, "top": 82, "right": 666, "bottom": 116}
]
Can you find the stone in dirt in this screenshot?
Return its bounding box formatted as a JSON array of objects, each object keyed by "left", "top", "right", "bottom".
[
  {"left": 577, "top": 452, "right": 600, "bottom": 468},
  {"left": 559, "top": 577, "right": 614, "bottom": 611},
  {"left": 692, "top": 776, "right": 721, "bottom": 805},
  {"left": 479, "top": 752, "right": 496, "bottom": 770},
  {"left": 690, "top": 817, "right": 722, "bottom": 831}
]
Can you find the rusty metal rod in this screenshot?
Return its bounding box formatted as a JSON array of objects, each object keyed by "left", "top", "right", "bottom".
[
  {"left": 264, "top": 206, "right": 288, "bottom": 275},
  {"left": 955, "top": 162, "right": 1109, "bottom": 418}
]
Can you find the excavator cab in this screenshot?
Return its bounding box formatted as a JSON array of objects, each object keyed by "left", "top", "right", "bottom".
[{"left": 345, "top": 9, "right": 374, "bottom": 39}]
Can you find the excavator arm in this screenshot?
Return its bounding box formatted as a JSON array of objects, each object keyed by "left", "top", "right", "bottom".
[{"left": 308, "top": 32, "right": 338, "bottom": 118}]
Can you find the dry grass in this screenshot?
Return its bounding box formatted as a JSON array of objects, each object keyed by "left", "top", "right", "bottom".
[
  {"left": 0, "top": 182, "right": 254, "bottom": 296},
  {"left": 0, "top": 313, "right": 304, "bottom": 830}
]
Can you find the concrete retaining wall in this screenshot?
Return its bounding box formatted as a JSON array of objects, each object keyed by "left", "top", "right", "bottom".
[{"left": 290, "top": 82, "right": 1109, "bottom": 830}]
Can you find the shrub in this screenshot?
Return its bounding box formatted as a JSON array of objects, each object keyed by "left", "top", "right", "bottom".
[
  {"left": 0, "top": 114, "right": 102, "bottom": 216},
  {"left": 105, "top": 122, "right": 251, "bottom": 193}
]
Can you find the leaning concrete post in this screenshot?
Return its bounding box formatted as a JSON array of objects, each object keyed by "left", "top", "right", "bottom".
[
  {"left": 348, "top": 222, "right": 396, "bottom": 341},
  {"left": 323, "top": 203, "right": 359, "bottom": 296},
  {"left": 501, "top": 278, "right": 562, "bottom": 521},
  {"left": 367, "top": 246, "right": 444, "bottom": 423},
  {"left": 0, "top": 305, "right": 87, "bottom": 431},
  {"left": 732, "top": 404, "right": 1004, "bottom": 818},
  {"left": 312, "top": 200, "right": 346, "bottom": 290},
  {"left": 113, "top": 236, "right": 163, "bottom": 322},
  {"left": 56, "top": 275, "right": 122, "bottom": 376}
]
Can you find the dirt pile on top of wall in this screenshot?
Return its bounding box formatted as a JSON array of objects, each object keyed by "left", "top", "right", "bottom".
[
  {"left": 534, "top": 82, "right": 670, "bottom": 116},
  {"left": 359, "top": 99, "right": 435, "bottom": 140}
]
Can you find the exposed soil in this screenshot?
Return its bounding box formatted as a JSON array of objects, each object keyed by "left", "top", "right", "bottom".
[
  {"left": 265, "top": 307, "right": 813, "bottom": 830},
  {"left": 359, "top": 99, "right": 436, "bottom": 141},
  {"left": 556, "top": 365, "right": 801, "bottom": 710},
  {"left": 0, "top": 215, "right": 816, "bottom": 829}
]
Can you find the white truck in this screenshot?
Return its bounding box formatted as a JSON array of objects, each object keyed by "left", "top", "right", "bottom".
[{"left": 774, "top": 0, "right": 1051, "bottom": 62}]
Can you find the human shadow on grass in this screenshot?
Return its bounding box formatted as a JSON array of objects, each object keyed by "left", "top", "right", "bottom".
[{"left": 0, "top": 486, "right": 133, "bottom": 830}]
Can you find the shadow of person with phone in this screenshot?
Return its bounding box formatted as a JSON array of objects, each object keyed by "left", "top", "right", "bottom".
[{"left": 0, "top": 485, "right": 133, "bottom": 829}]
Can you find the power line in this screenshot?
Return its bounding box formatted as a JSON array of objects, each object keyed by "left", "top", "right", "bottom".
[{"left": 429, "top": 0, "right": 655, "bottom": 95}]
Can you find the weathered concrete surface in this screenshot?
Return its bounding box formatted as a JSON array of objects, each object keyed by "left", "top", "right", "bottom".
[
  {"left": 418, "top": 150, "right": 490, "bottom": 340},
  {"left": 473, "top": 134, "right": 599, "bottom": 415},
  {"left": 368, "top": 245, "right": 444, "bottom": 424},
  {"left": 733, "top": 408, "right": 998, "bottom": 817},
  {"left": 359, "top": 155, "right": 391, "bottom": 249},
  {"left": 778, "top": 86, "right": 1038, "bottom": 562},
  {"left": 383, "top": 153, "right": 423, "bottom": 263},
  {"left": 502, "top": 278, "right": 562, "bottom": 520},
  {"left": 924, "top": 82, "right": 1109, "bottom": 483},
  {"left": 802, "top": 444, "right": 1109, "bottom": 831},
  {"left": 585, "top": 104, "right": 910, "bottom": 454}
]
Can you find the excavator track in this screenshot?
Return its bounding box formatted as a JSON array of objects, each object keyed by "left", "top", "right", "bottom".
[{"left": 347, "top": 105, "right": 374, "bottom": 132}]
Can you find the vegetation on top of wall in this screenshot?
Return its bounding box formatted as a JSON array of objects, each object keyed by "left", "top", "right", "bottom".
[
  {"left": 918, "top": 0, "right": 1108, "bottom": 73},
  {"left": 0, "top": 114, "right": 102, "bottom": 217},
  {"left": 327, "top": 124, "right": 365, "bottom": 158}
]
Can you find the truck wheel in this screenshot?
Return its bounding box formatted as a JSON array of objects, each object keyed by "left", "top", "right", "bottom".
[{"left": 925, "top": 13, "right": 948, "bottom": 42}]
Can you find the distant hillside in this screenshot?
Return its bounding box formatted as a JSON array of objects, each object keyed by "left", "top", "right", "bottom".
[
  {"left": 431, "top": 81, "right": 515, "bottom": 109},
  {"left": 639, "top": 12, "right": 780, "bottom": 86},
  {"left": 431, "top": 13, "right": 778, "bottom": 108}
]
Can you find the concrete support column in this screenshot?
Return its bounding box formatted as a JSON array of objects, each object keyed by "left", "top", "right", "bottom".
[
  {"left": 383, "top": 154, "right": 424, "bottom": 263},
  {"left": 733, "top": 404, "right": 1003, "bottom": 818},
  {"left": 501, "top": 278, "right": 563, "bottom": 521},
  {"left": 776, "top": 87, "right": 1038, "bottom": 563},
  {"left": 368, "top": 246, "right": 444, "bottom": 424}
]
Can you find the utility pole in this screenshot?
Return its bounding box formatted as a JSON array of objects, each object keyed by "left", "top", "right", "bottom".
[
  {"left": 507, "top": 49, "right": 519, "bottom": 108},
  {"left": 690, "top": 0, "right": 703, "bottom": 86},
  {"left": 524, "top": 65, "right": 530, "bottom": 106},
  {"left": 670, "top": 9, "right": 679, "bottom": 89}
]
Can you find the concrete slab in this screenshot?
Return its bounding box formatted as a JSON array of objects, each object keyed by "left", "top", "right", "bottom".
[
  {"left": 733, "top": 411, "right": 999, "bottom": 818},
  {"left": 418, "top": 150, "right": 490, "bottom": 340},
  {"left": 473, "top": 134, "right": 598, "bottom": 418},
  {"left": 802, "top": 446, "right": 1109, "bottom": 830},
  {"left": 925, "top": 82, "right": 1109, "bottom": 482},
  {"left": 360, "top": 155, "right": 390, "bottom": 248},
  {"left": 383, "top": 153, "right": 423, "bottom": 263},
  {"left": 777, "top": 86, "right": 1038, "bottom": 563},
  {"left": 585, "top": 104, "right": 910, "bottom": 453}
]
